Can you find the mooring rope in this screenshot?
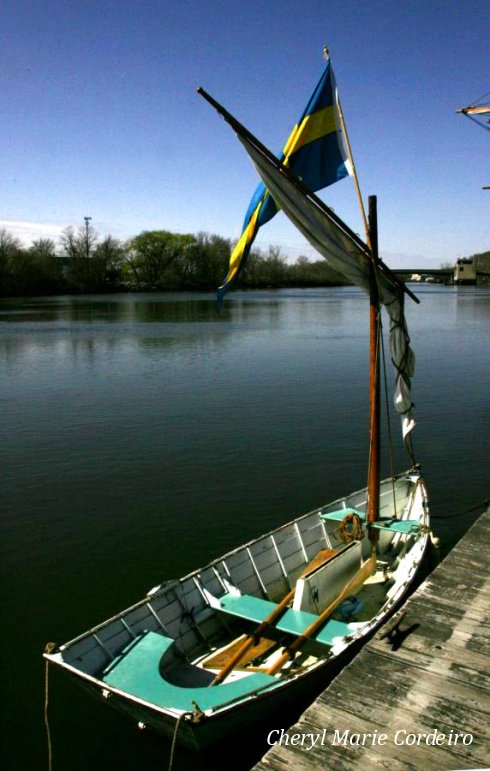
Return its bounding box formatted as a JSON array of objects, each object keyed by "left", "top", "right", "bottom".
[
  {"left": 44, "top": 642, "right": 56, "bottom": 771},
  {"left": 168, "top": 711, "right": 192, "bottom": 771},
  {"left": 431, "top": 498, "right": 489, "bottom": 519}
]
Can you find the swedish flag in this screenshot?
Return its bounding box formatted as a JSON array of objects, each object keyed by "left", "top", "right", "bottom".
[{"left": 218, "top": 58, "right": 351, "bottom": 304}]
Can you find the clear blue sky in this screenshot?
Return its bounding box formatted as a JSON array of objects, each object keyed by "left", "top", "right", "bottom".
[{"left": 2, "top": 0, "right": 489, "bottom": 267}]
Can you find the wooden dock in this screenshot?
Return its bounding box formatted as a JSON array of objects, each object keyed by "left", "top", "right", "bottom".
[{"left": 255, "top": 507, "right": 490, "bottom": 771}]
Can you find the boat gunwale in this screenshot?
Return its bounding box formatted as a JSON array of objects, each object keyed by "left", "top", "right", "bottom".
[
  {"left": 45, "top": 469, "right": 425, "bottom": 655},
  {"left": 49, "top": 656, "right": 297, "bottom": 719}
]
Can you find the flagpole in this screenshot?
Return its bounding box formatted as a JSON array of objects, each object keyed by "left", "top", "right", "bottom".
[
  {"left": 323, "top": 47, "right": 370, "bottom": 248},
  {"left": 324, "top": 48, "right": 380, "bottom": 541}
]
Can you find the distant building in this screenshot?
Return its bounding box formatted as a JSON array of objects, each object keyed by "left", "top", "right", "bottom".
[
  {"left": 474, "top": 251, "right": 490, "bottom": 284},
  {"left": 410, "top": 273, "right": 422, "bottom": 282},
  {"left": 454, "top": 258, "right": 476, "bottom": 285}
]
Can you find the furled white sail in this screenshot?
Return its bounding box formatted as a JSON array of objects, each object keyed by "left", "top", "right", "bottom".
[{"left": 236, "top": 132, "right": 416, "bottom": 454}]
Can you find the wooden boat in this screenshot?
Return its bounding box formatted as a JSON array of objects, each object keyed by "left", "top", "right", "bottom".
[
  {"left": 45, "top": 472, "right": 429, "bottom": 750},
  {"left": 45, "top": 54, "right": 431, "bottom": 750}
]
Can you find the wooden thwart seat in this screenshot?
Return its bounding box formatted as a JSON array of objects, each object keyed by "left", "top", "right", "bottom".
[
  {"left": 203, "top": 546, "right": 358, "bottom": 686},
  {"left": 215, "top": 592, "right": 352, "bottom": 646}
]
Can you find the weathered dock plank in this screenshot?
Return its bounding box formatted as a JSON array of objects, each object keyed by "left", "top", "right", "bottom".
[{"left": 255, "top": 508, "right": 490, "bottom": 771}]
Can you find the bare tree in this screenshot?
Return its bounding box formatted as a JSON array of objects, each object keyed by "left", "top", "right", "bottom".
[{"left": 0, "top": 229, "right": 22, "bottom": 294}]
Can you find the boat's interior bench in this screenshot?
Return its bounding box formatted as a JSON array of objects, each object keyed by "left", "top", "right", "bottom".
[
  {"left": 320, "top": 507, "right": 422, "bottom": 535},
  {"left": 207, "top": 592, "right": 353, "bottom": 647},
  {"left": 204, "top": 539, "right": 365, "bottom": 645},
  {"left": 320, "top": 507, "right": 366, "bottom": 522},
  {"left": 371, "top": 520, "right": 422, "bottom": 534},
  {"left": 102, "top": 630, "right": 277, "bottom": 712}
]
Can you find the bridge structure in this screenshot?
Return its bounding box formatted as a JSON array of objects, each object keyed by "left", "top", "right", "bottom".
[
  {"left": 392, "top": 267, "right": 453, "bottom": 283},
  {"left": 393, "top": 267, "right": 490, "bottom": 284},
  {"left": 393, "top": 268, "right": 453, "bottom": 277}
]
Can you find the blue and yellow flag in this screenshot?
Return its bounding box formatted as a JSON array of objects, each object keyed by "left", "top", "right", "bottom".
[{"left": 218, "top": 58, "right": 351, "bottom": 305}]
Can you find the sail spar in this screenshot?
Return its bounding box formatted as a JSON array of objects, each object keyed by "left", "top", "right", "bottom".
[
  {"left": 199, "top": 87, "right": 417, "bottom": 454},
  {"left": 237, "top": 124, "right": 416, "bottom": 453}
]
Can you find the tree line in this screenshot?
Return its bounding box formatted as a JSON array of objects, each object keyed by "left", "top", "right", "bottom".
[{"left": 0, "top": 225, "right": 345, "bottom": 297}]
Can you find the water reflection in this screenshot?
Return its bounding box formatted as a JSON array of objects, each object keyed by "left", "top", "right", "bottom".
[
  {"left": 1, "top": 284, "right": 489, "bottom": 771},
  {"left": 0, "top": 289, "right": 352, "bottom": 324},
  {"left": 0, "top": 289, "right": 353, "bottom": 366}
]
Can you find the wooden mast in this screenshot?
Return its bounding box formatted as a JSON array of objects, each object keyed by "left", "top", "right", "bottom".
[{"left": 367, "top": 195, "right": 380, "bottom": 543}]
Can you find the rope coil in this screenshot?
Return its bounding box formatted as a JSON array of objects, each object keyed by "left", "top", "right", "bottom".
[{"left": 337, "top": 513, "right": 364, "bottom": 543}]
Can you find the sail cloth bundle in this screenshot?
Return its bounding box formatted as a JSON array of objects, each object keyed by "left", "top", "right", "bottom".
[
  {"left": 198, "top": 72, "right": 417, "bottom": 456},
  {"left": 232, "top": 125, "right": 416, "bottom": 456}
]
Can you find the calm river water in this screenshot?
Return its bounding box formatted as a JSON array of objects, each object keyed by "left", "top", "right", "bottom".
[{"left": 1, "top": 286, "right": 488, "bottom": 770}]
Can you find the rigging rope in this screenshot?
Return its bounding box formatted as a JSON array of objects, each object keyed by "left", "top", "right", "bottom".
[
  {"left": 431, "top": 498, "right": 489, "bottom": 519},
  {"left": 365, "top": 304, "right": 381, "bottom": 513},
  {"left": 463, "top": 112, "right": 490, "bottom": 132},
  {"left": 44, "top": 642, "right": 56, "bottom": 771},
  {"left": 365, "top": 299, "right": 402, "bottom": 519},
  {"left": 470, "top": 90, "right": 490, "bottom": 105},
  {"left": 379, "top": 312, "right": 398, "bottom": 518}
]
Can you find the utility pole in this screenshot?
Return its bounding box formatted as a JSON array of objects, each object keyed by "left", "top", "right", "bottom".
[{"left": 84, "top": 216, "right": 92, "bottom": 259}]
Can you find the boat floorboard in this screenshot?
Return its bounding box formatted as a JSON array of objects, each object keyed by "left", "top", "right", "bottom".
[{"left": 254, "top": 506, "right": 490, "bottom": 771}]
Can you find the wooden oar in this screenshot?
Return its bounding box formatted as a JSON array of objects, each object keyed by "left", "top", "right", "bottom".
[
  {"left": 210, "top": 548, "right": 336, "bottom": 686},
  {"left": 266, "top": 552, "right": 376, "bottom": 675}
]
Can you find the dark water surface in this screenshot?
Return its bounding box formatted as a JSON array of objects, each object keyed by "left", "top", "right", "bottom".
[{"left": 1, "top": 286, "right": 488, "bottom": 770}]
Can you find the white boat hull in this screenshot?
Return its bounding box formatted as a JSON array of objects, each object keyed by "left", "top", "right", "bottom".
[{"left": 45, "top": 470, "right": 429, "bottom": 750}]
